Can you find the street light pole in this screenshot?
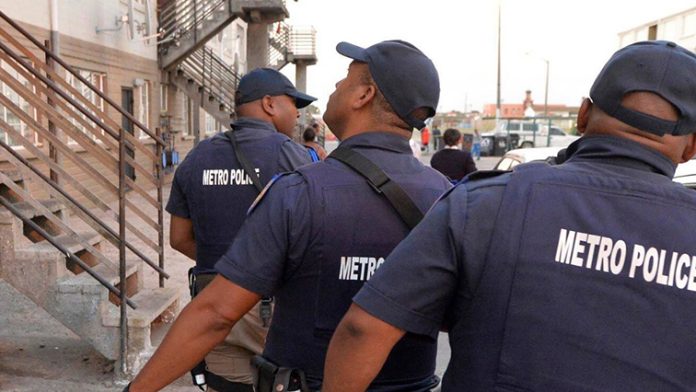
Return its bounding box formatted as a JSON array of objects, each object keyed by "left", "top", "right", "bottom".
[
  {"left": 496, "top": 0, "right": 501, "bottom": 123},
  {"left": 543, "top": 58, "right": 549, "bottom": 118}
]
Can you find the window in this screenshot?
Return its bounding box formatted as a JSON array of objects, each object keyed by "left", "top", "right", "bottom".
[
  {"left": 0, "top": 59, "right": 38, "bottom": 146},
  {"left": 136, "top": 80, "right": 150, "bottom": 138},
  {"left": 65, "top": 68, "right": 107, "bottom": 141},
  {"left": 204, "top": 112, "right": 219, "bottom": 135}
]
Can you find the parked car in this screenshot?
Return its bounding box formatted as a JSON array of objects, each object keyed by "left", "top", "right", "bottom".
[
  {"left": 674, "top": 158, "right": 696, "bottom": 189},
  {"left": 493, "top": 146, "right": 563, "bottom": 170},
  {"left": 481, "top": 121, "right": 579, "bottom": 156},
  {"left": 495, "top": 149, "right": 696, "bottom": 191}
]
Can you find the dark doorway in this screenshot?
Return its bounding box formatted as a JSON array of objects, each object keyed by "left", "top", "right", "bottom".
[{"left": 121, "top": 87, "right": 136, "bottom": 181}]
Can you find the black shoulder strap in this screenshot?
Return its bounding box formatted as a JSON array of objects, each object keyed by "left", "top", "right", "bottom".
[
  {"left": 329, "top": 147, "right": 424, "bottom": 230},
  {"left": 224, "top": 130, "right": 264, "bottom": 193}
]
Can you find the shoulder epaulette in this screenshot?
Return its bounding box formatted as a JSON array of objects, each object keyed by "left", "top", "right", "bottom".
[{"left": 465, "top": 169, "right": 510, "bottom": 182}]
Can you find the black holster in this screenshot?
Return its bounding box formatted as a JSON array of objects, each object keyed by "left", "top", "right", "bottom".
[
  {"left": 188, "top": 268, "right": 216, "bottom": 389},
  {"left": 252, "top": 355, "right": 310, "bottom": 392}
]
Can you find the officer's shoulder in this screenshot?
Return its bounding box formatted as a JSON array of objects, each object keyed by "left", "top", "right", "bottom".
[
  {"left": 462, "top": 169, "right": 511, "bottom": 186},
  {"left": 247, "top": 172, "right": 307, "bottom": 215}
]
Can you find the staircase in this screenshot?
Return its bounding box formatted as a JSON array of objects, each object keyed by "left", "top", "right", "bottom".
[
  {"left": 0, "top": 11, "right": 179, "bottom": 375},
  {"left": 269, "top": 22, "right": 317, "bottom": 70},
  {"left": 159, "top": 0, "right": 288, "bottom": 125},
  {"left": 168, "top": 45, "right": 241, "bottom": 126}
]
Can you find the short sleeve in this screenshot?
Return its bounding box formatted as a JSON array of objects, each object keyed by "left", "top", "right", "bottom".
[
  {"left": 278, "top": 140, "right": 313, "bottom": 172},
  {"left": 165, "top": 162, "right": 191, "bottom": 218},
  {"left": 215, "top": 174, "right": 312, "bottom": 296}
]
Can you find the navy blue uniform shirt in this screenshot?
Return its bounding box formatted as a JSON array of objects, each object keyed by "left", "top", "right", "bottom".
[
  {"left": 355, "top": 135, "right": 696, "bottom": 391},
  {"left": 166, "top": 117, "right": 312, "bottom": 273},
  {"left": 216, "top": 132, "right": 452, "bottom": 390}
]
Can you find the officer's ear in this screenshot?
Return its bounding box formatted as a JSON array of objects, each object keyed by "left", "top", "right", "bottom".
[
  {"left": 260, "top": 95, "right": 276, "bottom": 116},
  {"left": 577, "top": 98, "right": 592, "bottom": 135},
  {"left": 352, "top": 83, "right": 377, "bottom": 110},
  {"left": 680, "top": 132, "right": 696, "bottom": 162}
]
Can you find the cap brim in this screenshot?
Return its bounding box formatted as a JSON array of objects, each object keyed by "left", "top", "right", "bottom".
[
  {"left": 287, "top": 90, "right": 317, "bottom": 109},
  {"left": 336, "top": 42, "right": 369, "bottom": 62}
]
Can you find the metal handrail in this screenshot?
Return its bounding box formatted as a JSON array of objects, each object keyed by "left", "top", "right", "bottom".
[
  {"left": 0, "top": 139, "right": 169, "bottom": 278},
  {"left": 0, "top": 10, "right": 164, "bottom": 146},
  {"left": 159, "top": 0, "right": 226, "bottom": 47},
  {"left": 0, "top": 193, "right": 137, "bottom": 309},
  {"left": 289, "top": 26, "right": 317, "bottom": 57},
  {"left": 179, "top": 45, "right": 240, "bottom": 112}
]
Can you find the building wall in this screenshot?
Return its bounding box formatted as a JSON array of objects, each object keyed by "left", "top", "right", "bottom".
[
  {"left": 618, "top": 6, "right": 696, "bottom": 51},
  {"left": 0, "top": 0, "right": 157, "bottom": 60}
]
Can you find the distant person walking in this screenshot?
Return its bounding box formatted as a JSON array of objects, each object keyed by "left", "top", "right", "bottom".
[
  {"left": 432, "top": 127, "right": 442, "bottom": 150},
  {"left": 430, "top": 128, "right": 477, "bottom": 183},
  {"left": 302, "top": 126, "right": 328, "bottom": 161},
  {"left": 472, "top": 128, "right": 482, "bottom": 160},
  {"left": 421, "top": 126, "right": 430, "bottom": 152}
]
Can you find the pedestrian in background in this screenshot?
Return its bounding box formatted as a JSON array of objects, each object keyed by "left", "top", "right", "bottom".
[
  {"left": 166, "top": 67, "right": 316, "bottom": 392},
  {"left": 323, "top": 40, "right": 696, "bottom": 391},
  {"left": 430, "top": 128, "right": 477, "bottom": 183},
  {"left": 472, "top": 128, "right": 482, "bottom": 160},
  {"left": 421, "top": 126, "right": 430, "bottom": 152},
  {"left": 302, "top": 125, "right": 328, "bottom": 160}
]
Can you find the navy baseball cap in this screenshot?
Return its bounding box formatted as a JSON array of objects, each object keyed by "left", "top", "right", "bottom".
[
  {"left": 336, "top": 40, "right": 440, "bottom": 130},
  {"left": 590, "top": 40, "right": 696, "bottom": 136},
  {"left": 235, "top": 68, "right": 317, "bottom": 108}
]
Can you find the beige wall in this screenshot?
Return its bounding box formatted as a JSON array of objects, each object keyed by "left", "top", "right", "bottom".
[{"left": 0, "top": 0, "right": 157, "bottom": 60}]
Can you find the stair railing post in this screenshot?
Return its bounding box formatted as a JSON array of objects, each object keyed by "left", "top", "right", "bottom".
[
  {"left": 118, "top": 124, "right": 128, "bottom": 373},
  {"left": 44, "top": 39, "right": 60, "bottom": 186},
  {"left": 156, "top": 127, "right": 164, "bottom": 288}
]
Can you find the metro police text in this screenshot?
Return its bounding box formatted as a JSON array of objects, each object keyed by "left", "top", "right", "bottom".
[{"left": 556, "top": 228, "right": 696, "bottom": 291}]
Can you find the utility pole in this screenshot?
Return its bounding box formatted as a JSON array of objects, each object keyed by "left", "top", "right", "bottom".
[
  {"left": 496, "top": 1, "right": 502, "bottom": 124},
  {"left": 543, "top": 58, "right": 549, "bottom": 118}
]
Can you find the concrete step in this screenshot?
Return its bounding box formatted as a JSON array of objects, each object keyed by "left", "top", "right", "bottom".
[
  {"left": 9, "top": 198, "right": 64, "bottom": 220},
  {"left": 17, "top": 230, "right": 101, "bottom": 256},
  {"left": 56, "top": 260, "right": 141, "bottom": 298},
  {"left": 103, "top": 287, "right": 180, "bottom": 328}
]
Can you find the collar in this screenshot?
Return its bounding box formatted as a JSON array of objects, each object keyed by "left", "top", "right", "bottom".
[
  {"left": 444, "top": 145, "right": 460, "bottom": 150},
  {"left": 565, "top": 135, "right": 677, "bottom": 177},
  {"left": 231, "top": 117, "right": 278, "bottom": 135},
  {"left": 338, "top": 132, "right": 412, "bottom": 154}
]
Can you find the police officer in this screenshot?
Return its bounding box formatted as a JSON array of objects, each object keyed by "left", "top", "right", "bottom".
[
  {"left": 322, "top": 40, "right": 696, "bottom": 391},
  {"left": 127, "top": 40, "right": 451, "bottom": 392},
  {"left": 166, "top": 67, "right": 316, "bottom": 392}
]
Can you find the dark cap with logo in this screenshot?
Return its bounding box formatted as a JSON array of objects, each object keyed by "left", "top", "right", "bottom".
[
  {"left": 336, "top": 40, "right": 440, "bottom": 130},
  {"left": 235, "top": 67, "right": 317, "bottom": 109},
  {"left": 590, "top": 40, "right": 696, "bottom": 136}
]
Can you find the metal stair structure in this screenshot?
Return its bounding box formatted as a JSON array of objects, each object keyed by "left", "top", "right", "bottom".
[
  {"left": 269, "top": 22, "right": 317, "bottom": 71},
  {"left": 168, "top": 45, "right": 241, "bottom": 126},
  {"left": 158, "top": 0, "right": 291, "bottom": 124},
  {"left": 0, "top": 11, "right": 179, "bottom": 375}
]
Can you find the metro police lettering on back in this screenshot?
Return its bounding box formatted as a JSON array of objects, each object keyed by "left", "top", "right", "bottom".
[
  {"left": 339, "top": 257, "right": 385, "bottom": 281},
  {"left": 202, "top": 168, "right": 260, "bottom": 186},
  {"left": 555, "top": 228, "right": 696, "bottom": 292}
]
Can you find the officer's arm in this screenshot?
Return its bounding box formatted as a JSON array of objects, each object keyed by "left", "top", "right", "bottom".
[
  {"left": 129, "top": 276, "right": 260, "bottom": 391},
  {"left": 169, "top": 215, "right": 196, "bottom": 260},
  {"left": 279, "top": 140, "right": 313, "bottom": 171},
  {"left": 323, "top": 304, "right": 405, "bottom": 392}
]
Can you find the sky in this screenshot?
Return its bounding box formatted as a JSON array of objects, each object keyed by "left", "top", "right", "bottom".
[{"left": 280, "top": 0, "right": 696, "bottom": 114}]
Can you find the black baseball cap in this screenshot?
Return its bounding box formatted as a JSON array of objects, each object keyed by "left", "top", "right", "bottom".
[
  {"left": 235, "top": 68, "right": 317, "bottom": 108},
  {"left": 336, "top": 40, "right": 440, "bottom": 130},
  {"left": 590, "top": 40, "right": 696, "bottom": 136}
]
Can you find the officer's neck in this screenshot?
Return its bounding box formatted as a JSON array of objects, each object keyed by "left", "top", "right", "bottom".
[{"left": 338, "top": 117, "right": 411, "bottom": 141}]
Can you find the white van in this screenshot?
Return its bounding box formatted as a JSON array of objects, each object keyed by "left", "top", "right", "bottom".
[{"left": 496, "top": 121, "right": 579, "bottom": 148}]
